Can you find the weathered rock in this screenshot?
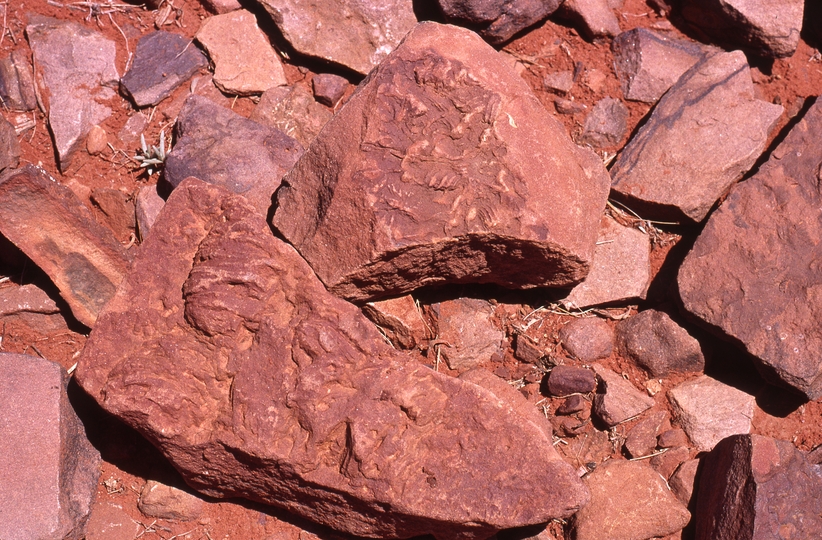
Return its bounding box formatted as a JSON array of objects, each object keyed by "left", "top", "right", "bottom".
[
  {"left": 135, "top": 184, "right": 165, "bottom": 241},
  {"left": 547, "top": 365, "right": 597, "bottom": 396},
  {"left": 272, "top": 22, "right": 611, "bottom": 302},
  {"left": 543, "top": 71, "right": 574, "bottom": 94},
  {"left": 120, "top": 31, "right": 208, "bottom": 107},
  {"left": 118, "top": 113, "right": 148, "bottom": 145},
  {"left": 559, "top": 317, "right": 614, "bottom": 361},
  {"left": 0, "top": 166, "right": 133, "bottom": 327},
  {"left": 195, "top": 10, "right": 287, "bottom": 95},
  {"left": 0, "top": 49, "right": 37, "bottom": 111},
  {"left": 85, "top": 502, "right": 141, "bottom": 540},
  {"left": 0, "top": 115, "right": 20, "bottom": 173},
  {"left": 312, "top": 73, "right": 348, "bottom": 107},
  {"left": 556, "top": 394, "right": 587, "bottom": 415},
  {"left": 200, "top": 0, "right": 241, "bottom": 14},
  {"left": 668, "top": 376, "right": 755, "bottom": 452},
  {"left": 579, "top": 97, "right": 628, "bottom": 148},
  {"left": 255, "top": 0, "right": 417, "bottom": 76},
  {"left": 90, "top": 188, "right": 136, "bottom": 243},
  {"left": 0, "top": 283, "right": 59, "bottom": 317},
  {"left": 514, "top": 334, "right": 544, "bottom": 364},
  {"left": 0, "top": 353, "right": 101, "bottom": 540},
  {"left": 695, "top": 434, "right": 822, "bottom": 539},
  {"left": 557, "top": 0, "right": 621, "bottom": 39},
  {"left": 430, "top": 298, "right": 504, "bottom": 372},
  {"left": 658, "top": 428, "right": 689, "bottom": 448},
  {"left": 26, "top": 16, "right": 119, "bottom": 171},
  {"left": 609, "top": 51, "right": 783, "bottom": 223},
  {"left": 624, "top": 408, "right": 669, "bottom": 458},
  {"left": 139, "top": 480, "right": 204, "bottom": 521},
  {"left": 650, "top": 446, "right": 690, "bottom": 480},
  {"left": 678, "top": 98, "right": 822, "bottom": 400},
  {"left": 362, "top": 295, "right": 429, "bottom": 349},
  {"left": 612, "top": 28, "right": 709, "bottom": 103},
  {"left": 616, "top": 310, "right": 704, "bottom": 377},
  {"left": 562, "top": 215, "right": 650, "bottom": 309},
  {"left": 165, "top": 95, "right": 303, "bottom": 216},
  {"left": 592, "top": 364, "right": 654, "bottom": 426},
  {"left": 85, "top": 125, "right": 108, "bottom": 156},
  {"left": 438, "top": 0, "right": 561, "bottom": 44},
  {"left": 250, "top": 85, "right": 332, "bottom": 149},
  {"left": 669, "top": 458, "right": 699, "bottom": 505},
  {"left": 554, "top": 98, "right": 587, "bottom": 115},
  {"left": 572, "top": 459, "right": 691, "bottom": 540},
  {"left": 682, "top": 0, "right": 803, "bottom": 58},
  {"left": 76, "top": 178, "right": 589, "bottom": 540}
]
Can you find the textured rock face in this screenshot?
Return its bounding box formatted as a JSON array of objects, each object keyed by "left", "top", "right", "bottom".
[
  {"left": 678, "top": 99, "right": 822, "bottom": 400},
  {"left": 431, "top": 298, "right": 504, "bottom": 372},
  {"left": 255, "top": 0, "right": 417, "bottom": 75},
  {"left": 76, "top": 178, "right": 589, "bottom": 540},
  {"left": 559, "top": 317, "right": 614, "bottom": 361},
  {"left": 0, "top": 49, "right": 37, "bottom": 111},
  {"left": 592, "top": 364, "right": 654, "bottom": 426},
  {"left": 695, "top": 435, "right": 822, "bottom": 539},
  {"left": 362, "top": 295, "right": 429, "bottom": 350},
  {"left": 578, "top": 97, "right": 628, "bottom": 148},
  {"left": 556, "top": 0, "right": 621, "bottom": 40},
  {"left": 273, "top": 22, "right": 611, "bottom": 302},
  {"left": 438, "top": 0, "right": 561, "bottom": 44},
  {"left": 250, "top": 85, "right": 332, "bottom": 149},
  {"left": 616, "top": 309, "right": 704, "bottom": 377},
  {"left": 610, "top": 51, "right": 782, "bottom": 223}
]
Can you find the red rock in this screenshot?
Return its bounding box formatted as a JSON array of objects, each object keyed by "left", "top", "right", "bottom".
[
  {"left": 312, "top": 73, "right": 348, "bottom": 107},
  {"left": 135, "top": 184, "right": 165, "bottom": 241},
  {"left": 437, "top": 0, "right": 561, "bottom": 44},
  {"left": 624, "top": 409, "right": 669, "bottom": 458},
  {"left": 430, "top": 298, "right": 504, "bottom": 372},
  {"left": 559, "top": 317, "right": 614, "bottom": 361},
  {"left": 91, "top": 187, "right": 136, "bottom": 243},
  {"left": 547, "top": 365, "right": 597, "bottom": 396},
  {"left": 592, "top": 364, "right": 654, "bottom": 426},
  {"left": 361, "top": 294, "right": 430, "bottom": 350},
  {"left": 650, "top": 446, "right": 690, "bottom": 480},
  {"left": 557, "top": 0, "right": 621, "bottom": 39},
  {"left": 272, "top": 22, "right": 610, "bottom": 302},
  {"left": 0, "top": 283, "right": 59, "bottom": 316},
  {"left": 76, "top": 178, "right": 589, "bottom": 539},
  {"left": 578, "top": 97, "right": 628, "bottom": 148},
  {"left": 199, "top": 0, "right": 241, "bottom": 14},
  {"left": 139, "top": 480, "right": 204, "bottom": 521},
  {"left": 658, "top": 428, "right": 690, "bottom": 448},
  {"left": 250, "top": 85, "right": 332, "bottom": 149},
  {"left": 0, "top": 166, "right": 133, "bottom": 327},
  {"left": 85, "top": 502, "right": 141, "bottom": 540},
  {"left": 514, "top": 333, "right": 544, "bottom": 364},
  {"left": 616, "top": 309, "right": 704, "bottom": 377},
  {"left": 669, "top": 458, "right": 699, "bottom": 505},
  {"left": 543, "top": 71, "right": 574, "bottom": 95}
]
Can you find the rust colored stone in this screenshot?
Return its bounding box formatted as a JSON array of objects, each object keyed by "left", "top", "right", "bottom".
[{"left": 361, "top": 294, "right": 430, "bottom": 350}]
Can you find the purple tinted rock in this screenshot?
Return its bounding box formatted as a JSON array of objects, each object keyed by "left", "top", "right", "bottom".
[
  {"left": 0, "top": 353, "right": 100, "bottom": 540},
  {"left": 557, "top": 0, "right": 621, "bottom": 39},
  {"left": 431, "top": 298, "right": 504, "bottom": 372},
  {"left": 250, "top": 85, "right": 332, "bottom": 149},
  {"left": 0, "top": 49, "right": 37, "bottom": 111},
  {"left": 658, "top": 428, "right": 690, "bottom": 448},
  {"left": 547, "top": 365, "right": 597, "bottom": 396},
  {"left": 438, "top": 0, "right": 561, "bottom": 44},
  {"left": 592, "top": 364, "right": 654, "bottom": 426},
  {"left": 651, "top": 446, "right": 690, "bottom": 480},
  {"left": 560, "top": 317, "right": 614, "bottom": 361},
  {"left": 616, "top": 310, "right": 705, "bottom": 377},
  {"left": 578, "top": 97, "right": 628, "bottom": 149},
  {"left": 543, "top": 71, "right": 574, "bottom": 94},
  {"left": 135, "top": 184, "right": 165, "bottom": 242},
  {"left": 514, "top": 334, "right": 544, "bottom": 364},
  {"left": 556, "top": 394, "right": 587, "bottom": 415},
  {"left": 312, "top": 73, "right": 348, "bottom": 107}
]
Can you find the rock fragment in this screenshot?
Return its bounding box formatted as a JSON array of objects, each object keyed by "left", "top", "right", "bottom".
[
  {"left": 437, "top": 0, "right": 561, "bottom": 44},
  {"left": 543, "top": 71, "right": 574, "bottom": 94},
  {"left": 592, "top": 364, "right": 654, "bottom": 426},
  {"left": 559, "top": 317, "right": 614, "bottom": 361},
  {"left": 650, "top": 446, "right": 690, "bottom": 480},
  {"left": 361, "top": 295, "right": 429, "bottom": 350},
  {"left": 250, "top": 85, "right": 332, "bottom": 149},
  {"left": 86, "top": 125, "right": 108, "bottom": 156},
  {"left": 272, "top": 22, "right": 610, "bottom": 302},
  {"left": 669, "top": 458, "right": 699, "bottom": 505},
  {"left": 312, "top": 73, "right": 348, "bottom": 107},
  {"left": 0, "top": 283, "right": 59, "bottom": 317},
  {"left": 556, "top": 0, "right": 621, "bottom": 39},
  {"left": 616, "top": 310, "right": 704, "bottom": 377},
  {"left": 85, "top": 503, "right": 141, "bottom": 540},
  {"left": 578, "top": 97, "right": 628, "bottom": 148},
  {"left": 547, "top": 365, "right": 597, "bottom": 396},
  {"left": 624, "top": 408, "right": 669, "bottom": 458},
  {"left": 0, "top": 116, "right": 20, "bottom": 173},
  {"left": 135, "top": 184, "right": 165, "bottom": 241},
  {"left": 139, "top": 480, "right": 204, "bottom": 521},
  {"left": 200, "top": 0, "right": 241, "bottom": 14},
  {"left": 430, "top": 298, "right": 504, "bottom": 372},
  {"left": 90, "top": 188, "right": 136, "bottom": 243},
  {"left": 0, "top": 49, "right": 37, "bottom": 111}
]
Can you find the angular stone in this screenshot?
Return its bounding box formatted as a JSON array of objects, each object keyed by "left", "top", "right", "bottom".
[
  {"left": 139, "top": 480, "right": 204, "bottom": 521},
  {"left": 255, "top": 0, "right": 417, "bottom": 76},
  {"left": 90, "top": 188, "right": 136, "bottom": 243},
  {"left": 272, "top": 22, "right": 611, "bottom": 302},
  {"left": 135, "top": 184, "right": 165, "bottom": 241},
  {"left": 0, "top": 115, "right": 20, "bottom": 173},
  {"left": 610, "top": 51, "right": 783, "bottom": 223},
  {"left": 0, "top": 283, "right": 59, "bottom": 317},
  {"left": 514, "top": 334, "right": 544, "bottom": 364},
  {"left": 658, "top": 428, "right": 689, "bottom": 448},
  {"left": 165, "top": 95, "right": 303, "bottom": 216},
  {"left": 0, "top": 49, "right": 37, "bottom": 111},
  {"left": 612, "top": 28, "right": 709, "bottom": 103},
  {"left": 362, "top": 295, "right": 429, "bottom": 350},
  {"left": 200, "top": 0, "right": 241, "bottom": 14},
  {"left": 195, "top": 10, "right": 287, "bottom": 96},
  {"left": 616, "top": 310, "right": 704, "bottom": 377},
  {"left": 312, "top": 73, "right": 348, "bottom": 107},
  {"left": 592, "top": 364, "right": 654, "bottom": 426},
  {"left": 85, "top": 502, "right": 141, "bottom": 540},
  {"left": 556, "top": 394, "right": 587, "bottom": 415},
  {"left": 682, "top": 0, "right": 803, "bottom": 58},
  {"left": 624, "top": 409, "right": 669, "bottom": 458},
  {"left": 437, "top": 0, "right": 561, "bottom": 44},
  {"left": 650, "top": 446, "right": 690, "bottom": 480},
  {"left": 0, "top": 166, "right": 133, "bottom": 327},
  {"left": 76, "top": 178, "right": 589, "bottom": 539},
  {"left": 579, "top": 97, "right": 628, "bottom": 148},
  {"left": 559, "top": 317, "right": 614, "bottom": 361},
  {"left": 120, "top": 31, "right": 208, "bottom": 107},
  {"left": 669, "top": 458, "right": 699, "bottom": 505},
  {"left": 557, "top": 0, "right": 621, "bottom": 39},
  {"left": 547, "top": 365, "right": 597, "bottom": 396},
  {"left": 695, "top": 434, "right": 822, "bottom": 539},
  {"left": 543, "top": 71, "right": 574, "bottom": 94},
  {"left": 431, "top": 298, "right": 504, "bottom": 372},
  {"left": 678, "top": 99, "right": 822, "bottom": 400},
  {"left": 668, "top": 375, "right": 755, "bottom": 452},
  {"left": 562, "top": 215, "right": 650, "bottom": 309},
  {"left": 0, "top": 353, "right": 101, "bottom": 540},
  {"left": 572, "top": 460, "right": 691, "bottom": 540},
  {"left": 118, "top": 113, "right": 148, "bottom": 145},
  {"left": 26, "top": 16, "right": 119, "bottom": 171},
  {"left": 250, "top": 85, "right": 332, "bottom": 149}
]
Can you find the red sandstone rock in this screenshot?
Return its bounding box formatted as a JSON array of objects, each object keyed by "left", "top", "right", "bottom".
[
  {"left": 592, "top": 364, "right": 654, "bottom": 426},
  {"left": 361, "top": 294, "right": 430, "bottom": 350},
  {"left": 616, "top": 309, "right": 704, "bottom": 377}
]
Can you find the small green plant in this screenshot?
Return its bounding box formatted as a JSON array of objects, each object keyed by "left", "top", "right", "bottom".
[{"left": 134, "top": 131, "right": 170, "bottom": 175}]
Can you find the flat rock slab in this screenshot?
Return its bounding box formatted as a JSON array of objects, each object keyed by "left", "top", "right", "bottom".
[
  {"left": 0, "top": 165, "right": 133, "bottom": 327},
  {"left": 120, "top": 31, "right": 208, "bottom": 107},
  {"left": 682, "top": 0, "right": 803, "bottom": 58},
  {"left": 616, "top": 309, "right": 704, "bottom": 377},
  {"left": 0, "top": 353, "right": 101, "bottom": 540},
  {"left": 195, "top": 10, "right": 287, "bottom": 95},
  {"left": 556, "top": 0, "right": 621, "bottom": 40},
  {"left": 272, "top": 22, "right": 611, "bottom": 302},
  {"left": 668, "top": 375, "right": 755, "bottom": 452},
  {"left": 438, "top": 0, "right": 561, "bottom": 44},
  {"left": 165, "top": 95, "right": 303, "bottom": 216},
  {"left": 362, "top": 294, "right": 430, "bottom": 350},
  {"left": 75, "top": 178, "right": 589, "bottom": 540},
  {"left": 678, "top": 98, "right": 822, "bottom": 400},
  {"left": 26, "top": 16, "right": 119, "bottom": 171},
  {"left": 0, "top": 283, "right": 59, "bottom": 317},
  {"left": 578, "top": 97, "right": 628, "bottom": 148},
  {"left": 431, "top": 298, "right": 504, "bottom": 372},
  {"left": 249, "top": 84, "right": 332, "bottom": 149},
  {"left": 609, "top": 50, "right": 782, "bottom": 223},
  {"left": 592, "top": 364, "right": 654, "bottom": 426},
  {"left": 138, "top": 481, "right": 204, "bottom": 521},
  {"left": 695, "top": 434, "right": 822, "bottom": 539},
  {"left": 0, "top": 49, "right": 37, "bottom": 111},
  {"left": 255, "top": 0, "right": 417, "bottom": 76}
]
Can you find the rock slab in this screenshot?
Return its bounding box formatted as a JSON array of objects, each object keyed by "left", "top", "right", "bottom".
[
  {"left": 362, "top": 294, "right": 429, "bottom": 350},
  {"left": 438, "top": 0, "right": 561, "bottom": 44},
  {"left": 431, "top": 298, "right": 504, "bottom": 372},
  {"left": 0, "top": 49, "right": 37, "bottom": 111},
  {"left": 272, "top": 22, "right": 610, "bottom": 302},
  {"left": 250, "top": 84, "right": 332, "bottom": 149},
  {"left": 616, "top": 309, "right": 704, "bottom": 377},
  {"left": 76, "top": 178, "right": 589, "bottom": 540},
  {"left": 592, "top": 364, "right": 654, "bottom": 426}
]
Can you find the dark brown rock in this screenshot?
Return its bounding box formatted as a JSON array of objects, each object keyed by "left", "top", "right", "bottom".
[
  {"left": 678, "top": 98, "right": 822, "bottom": 400},
  {"left": 430, "top": 298, "right": 504, "bottom": 372},
  {"left": 555, "top": 394, "right": 587, "bottom": 415},
  {"left": 616, "top": 310, "right": 704, "bottom": 377},
  {"left": 91, "top": 188, "right": 136, "bottom": 243},
  {"left": 547, "top": 365, "right": 597, "bottom": 396},
  {"left": 578, "top": 97, "right": 628, "bottom": 148},
  {"left": 514, "top": 334, "right": 544, "bottom": 363},
  {"left": 362, "top": 294, "right": 430, "bottom": 350},
  {"left": 592, "top": 364, "right": 654, "bottom": 426},
  {"left": 272, "top": 23, "right": 610, "bottom": 302},
  {"left": 624, "top": 409, "right": 669, "bottom": 459},
  {"left": 76, "top": 178, "right": 589, "bottom": 540},
  {"left": 0, "top": 115, "right": 20, "bottom": 173},
  {"left": 250, "top": 85, "right": 332, "bottom": 149},
  {"left": 0, "top": 49, "right": 37, "bottom": 111},
  {"left": 556, "top": 0, "right": 621, "bottom": 39},
  {"left": 0, "top": 166, "right": 133, "bottom": 327},
  {"left": 438, "top": 0, "right": 561, "bottom": 44},
  {"left": 559, "top": 317, "right": 613, "bottom": 361},
  {"left": 695, "top": 435, "right": 822, "bottom": 539},
  {"left": 139, "top": 480, "right": 204, "bottom": 521},
  {"left": 165, "top": 95, "right": 303, "bottom": 216},
  {"left": 120, "top": 31, "right": 208, "bottom": 107},
  {"left": 312, "top": 73, "right": 348, "bottom": 107},
  {"left": 0, "top": 353, "right": 101, "bottom": 540},
  {"left": 610, "top": 51, "right": 783, "bottom": 223}
]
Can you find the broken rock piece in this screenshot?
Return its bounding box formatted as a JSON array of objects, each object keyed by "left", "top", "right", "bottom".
[{"left": 437, "top": 0, "right": 561, "bottom": 44}]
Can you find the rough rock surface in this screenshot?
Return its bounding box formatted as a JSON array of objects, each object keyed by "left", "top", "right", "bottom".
[
  {"left": 668, "top": 375, "right": 755, "bottom": 452},
  {"left": 572, "top": 459, "right": 691, "bottom": 540},
  {"left": 138, "top": 481, "right": 204, "bottom": 521},
  {"left": 578, "top": 96, "right": 628, "bottom": 148},
  {"left": 547, "top": 365, "right": 597, "bottom": 396},
  {"left": 312, "top": 73, "right": 348, "bottom": 107},
  {"left": 362, "top": 294, "right": 430, "bottom": 350},
  {"left": 562, "top": 215, "right": 650, "bottom": 309},
  {"left": 165, "top": 95, "right": 303, "bottom": 216},
  {"left": 0, "top": 353, "right": 101, "bottom": 540},
  {"left": 255, "top": 0, "right": 417, "bottom": 76},
  {"left": 624, "top": 408, "right": 669, "bottom": 458},
  {"left": 76, "top": 178, "right": 589, "bottom": 540},
  {"left": 84, "top": 503, "right": 140, "bottom": 540},
  {"left": 0, "top": 283, "right": 59, "bottom": 317},
  {"left": 195, "top": 10, "right": 287, "bottom": 95},
  {"left": 0, "top": 48, "right": 37, "bottom": 111},
  {"left": 437, "top": 0, "right": 561, "bottom": 45},
  {"left": 559, "top": 317, "right": 613, "bottom": 361},
  {"left": 120, "top": 31, "right": 208, "bottom": 107},
  {"left": 272, "top": 22, "right": 611, "bottom": 302},
  {"left": 0, "top": 115, "right": 20, "bottom": 172},
  {"left": 135, "top": 184, "right": 165, "bottom": 241},
  {"left": 678, "top": 98, "right": 822, "bottom": 400},
  {"left": 431, "top": 298, "right": 504, "bottom": 372},
  {"left": 682, "top": 0, "right": 803, "bottom": 58},
  {"left": 200, "top": 0, "right": 241, "bottom": 14},
  {"left": 557, "top": 0, "right": 621, "bottom": 39},
  {"left": 616, "top": 309, "right": 704, "bottom": 377},
  {"left": 543, "top": 71, "right": 574, "bottom": 94},
  {"left": 592, "top": 364, "right": 654, "bottom": 426},
  {"left": 250, "top": 84, "right": 332, "bottom": 149},
  {"left": 609, "top": 50, "right": 783, "bottom": 223},
  {"left": 26, "top": 16, "right": 119, "bottom": 171},
  {"left": 695, "top": 434, "right": 822, "bottom": 539},
  {"left": 670, "top": 458, "right": 699, "bottom": 505},
  {"left": 650, "top": 445, "right": 690, "bottom": 480},
  {"left": 90, "top": 188, "right": 136, "bottom": 243},
  {"left": 0, "top": 165, "right": 133, "bottom": 327}
]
